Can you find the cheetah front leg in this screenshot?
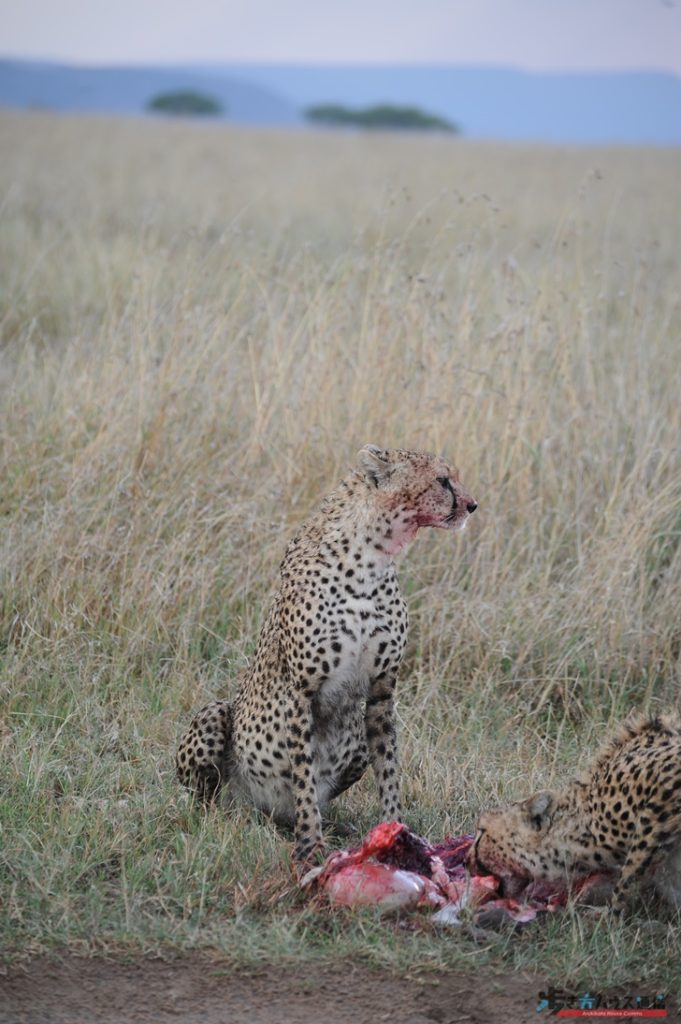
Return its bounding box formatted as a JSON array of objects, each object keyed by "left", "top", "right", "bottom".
[
  {"left": 610, "top": 833, "right": 668, "bottom": 915},
  {"left": 284, "top": 686, "right": 324, "bottom": 869},
  {"left": 365, "top": 670, "right": 402, "bottom": 821}
]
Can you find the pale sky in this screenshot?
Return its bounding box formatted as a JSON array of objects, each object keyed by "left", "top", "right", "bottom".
[{"left": 2, "top": 0, "right": 681, "bottom": 75}]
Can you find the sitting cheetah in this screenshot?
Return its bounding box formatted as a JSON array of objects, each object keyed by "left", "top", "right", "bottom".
[
  {"left": 468, "top": 712, "right": 681, "bottom": 914},
  {"left": 176, "top": 445, "right": 477, "bottom": 866}
]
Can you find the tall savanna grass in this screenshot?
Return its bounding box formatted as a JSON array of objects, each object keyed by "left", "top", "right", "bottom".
[{"left": 1, "top": 111, "right": 680, "bottom": 985}]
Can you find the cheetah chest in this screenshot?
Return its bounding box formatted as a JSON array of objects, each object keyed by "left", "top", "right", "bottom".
[
  {"left": 306, "top": 587, "right": 406, "bottom": 806},
  {"left": 314, "top": 586, "right": 408, "bottom": 713},
  {"left": 231, "top": 576, "right": 408, "bottom": 822}
]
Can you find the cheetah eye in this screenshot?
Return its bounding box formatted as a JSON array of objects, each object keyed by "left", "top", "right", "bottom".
[
  {"left": 531, "top": 815, "right": 544, "bottom": 832},
  {"left": 437, "top": 476, "right": 450, "bottom": 489}
]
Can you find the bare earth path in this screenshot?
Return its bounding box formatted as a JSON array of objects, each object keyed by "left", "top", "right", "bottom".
[
  {"left": 0, "top": 957, "right": 554, "bottom": 1024},
  {"left": 3, "top": 955, "right": 681, "bottom": 1024}
]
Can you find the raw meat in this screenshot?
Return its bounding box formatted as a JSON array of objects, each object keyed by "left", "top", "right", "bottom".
[{"left": 301, "top": 821, "right": 614, "bottom": 929}]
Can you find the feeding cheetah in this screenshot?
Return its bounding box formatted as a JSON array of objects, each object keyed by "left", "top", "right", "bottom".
[
  {"left": 468, "top": 712, "right": 681, "bottom": 914},
  {"left": 176, "top": 445, "right": 477, "bottom": 867}
]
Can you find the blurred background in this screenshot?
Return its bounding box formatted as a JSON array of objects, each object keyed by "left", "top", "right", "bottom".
[{"left": 2, "top": 0, "right": 681, "bottom": 143}]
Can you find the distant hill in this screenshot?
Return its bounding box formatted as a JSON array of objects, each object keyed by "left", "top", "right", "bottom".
[
  {"left": 0, "top": 59, "right": 299, "bottom": 125},
  {"left": 206, "top": 64, "right": 681, "bottom": 145},
  {"left": 2, "top": 58, "right": 681, "bottom": 144}
]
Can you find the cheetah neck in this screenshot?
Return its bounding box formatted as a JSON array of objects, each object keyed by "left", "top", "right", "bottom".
[
  {"left": 318, "top": 484, "right": 420, "bottom": 569},
  {"left": 550, "top": 782, "right": 599, "bottom": 867}
]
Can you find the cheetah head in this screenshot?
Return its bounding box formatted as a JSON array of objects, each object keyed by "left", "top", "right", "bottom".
[
  {"left": 467, "top": 790, "right": 583, "bottom": 893},
  {"left": 356, "top": 445, "right": 477, "bottom": 551}
]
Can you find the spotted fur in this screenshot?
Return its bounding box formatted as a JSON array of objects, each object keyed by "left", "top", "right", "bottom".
[
  {"left": 176, "top": 445, "right": 477, "bottom": 866},
  {"left": 468, "top": 712, "right": 681, "bottom": 914}
]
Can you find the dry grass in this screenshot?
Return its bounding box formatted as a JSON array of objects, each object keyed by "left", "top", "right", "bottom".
[{"left": 1, "top": 111, "right": 680, "bottom": 988}]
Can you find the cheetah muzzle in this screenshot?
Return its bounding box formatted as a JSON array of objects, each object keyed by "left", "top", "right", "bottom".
[{"left": 176, "top": 445, "right": 477, "bottom": 868}]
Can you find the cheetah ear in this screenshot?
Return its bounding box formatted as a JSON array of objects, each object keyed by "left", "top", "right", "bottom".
[
  {"left": 357, "top": 444, "right": 394, "bottom": 488},
  {"left": 525, "top": 791, "right": 553, "bottom": 830}
]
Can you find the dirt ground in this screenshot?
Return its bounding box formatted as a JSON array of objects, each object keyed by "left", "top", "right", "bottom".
[
  {"left": 0, "top": 956, "right": 557, "bottom": 1024},
  {"left": 2, "top": 956, "right": 678, "bottom": 1024}
]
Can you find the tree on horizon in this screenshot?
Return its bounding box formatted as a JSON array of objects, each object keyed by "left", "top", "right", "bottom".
[
  {"left": 305, "top": 103, "right": 457, "bottom": 133},
  {"left": 147, "top": 90, "right": 223, "bottom": 117}
]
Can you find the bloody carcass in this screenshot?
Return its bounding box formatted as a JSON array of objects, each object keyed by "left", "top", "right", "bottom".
[{"left": 301, "top": 821, "right": 613, "bottom": 928}]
